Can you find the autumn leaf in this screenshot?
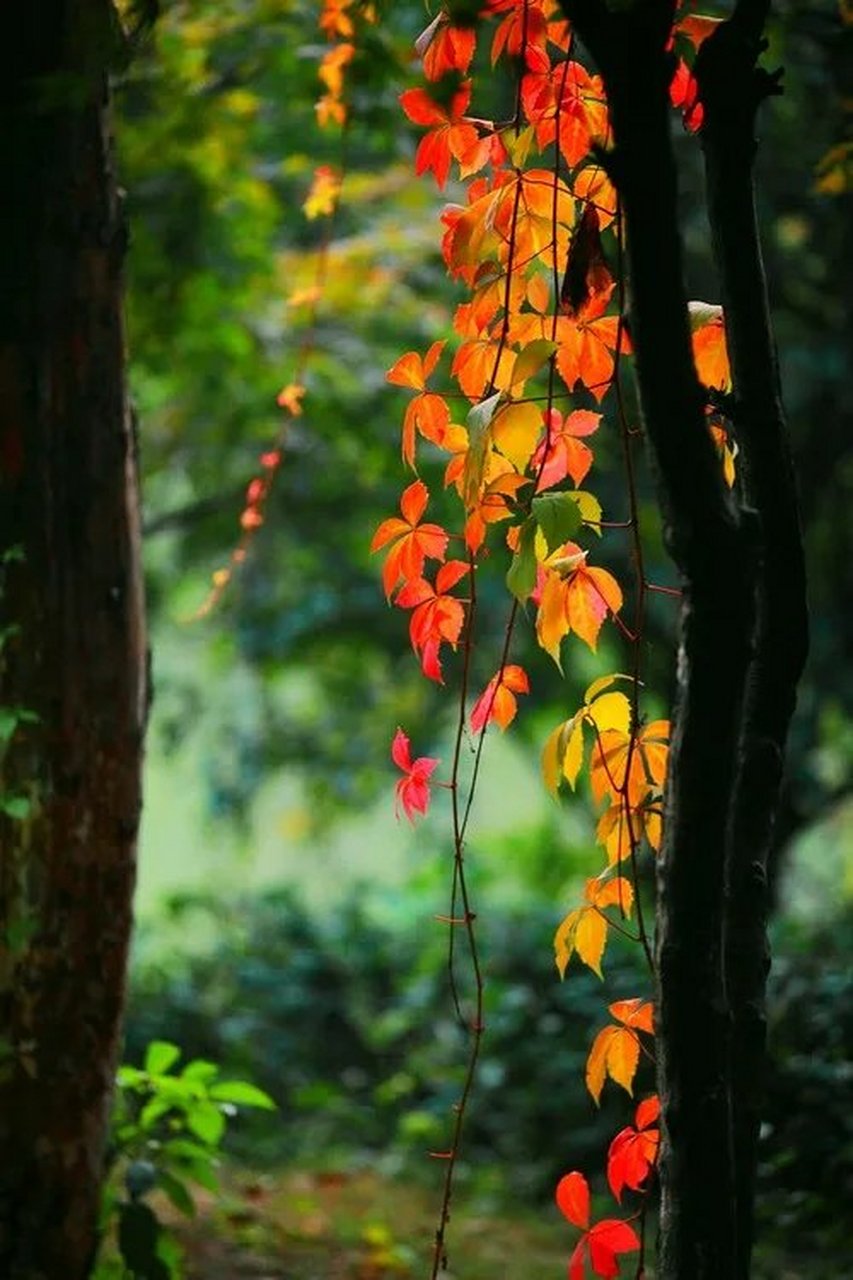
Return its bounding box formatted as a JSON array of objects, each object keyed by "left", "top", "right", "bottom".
[
  {"left": 302, "top": 164, "right": 341, "bottom": 220},
  {"left": 417, "top": 15, "right": 477, "bottom": 82},
  {"left": 541, "top": 675, "right": 632, "bottom": 796},
  {"left": 391, "top": 728, "right": 439, "bottom": 823},
  {"left": 490, "top": 2, "right": 548, "bottom": 70},
  {"left": 573, "top": 1219, "right": 641, "bottom": 1280},
  {"left": 386, "top": 340, "right": 445, "bottom": 391},
  {"left": 556, "top": 1171, "right": 640, "bottom": 1280},
  {"left": 533, "top": 407, "right": 600, "bottom": 492},
  {"left": 452, "top": 336, "right": 516, "bottom": 400},
  {"left": 607, "top": 1095, "right": 660, "bottom": 1201},
  {"left": 276, "top": 382, "right": 306, "bottom": 415},
  {"left": 554, "top": 875, "right": 634, "bottom": 979},
  {"left": 535, "top": 546, "right": 623, "bottom": 662},
  {"left": 386, "top": 341, "right": 453, "bottom": 467},
  {"left": 370, "top": 479, "right": 449, "bottom": 598},
  {"left": 491, "top": 400, "right": 544, "bottom": 471},
  {"left": 689, "top": 303, "right": 731, "bottom": 391},
  {"left": 573, "top": 164, "right": 617, "bottom": 230},
  {"left": 589, "top": 719, "right": 670, "bottom": 809},
  {"left": 586, "top": 999, "right": 653, "bottom": 1104},
  {"left": 470, "top": 664, "right": 529, "bottom": 733},
  {"left": 556, "top": 1170, "right": 590, "bottom": 1230},
  {"left": 395, "top": 560, "right": 469, "bottom": 682},
  {"left": 462, "top": 468, "right": 529, "bottom": 552},
  {"left": 399, "top": 81, "right": 489, "bottom": 189}
]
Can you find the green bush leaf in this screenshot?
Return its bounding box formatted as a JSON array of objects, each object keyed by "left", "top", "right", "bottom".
[
  {"left": 186, "top": 1101, "right": 226, "bottom": 1146},
  {"left": 1, "top": 795, "right": 31, "bottom": 820},
  {"left": 157, "top": 1169, "right": 196, "bottom": 1218},
  {"left": 208, "top": 1080, "right": 276, "bottom": 1110},
  {"left": 144, "top": 1041, "right": 181, "bottom": 1076}
]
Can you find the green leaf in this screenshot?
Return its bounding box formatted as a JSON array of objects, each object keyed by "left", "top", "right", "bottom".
[
  {"left": 208, "top": 1080, "right": 276, "bottom": 1110},
  {"left": 510, "top": 338, "right": 557, "bottom": 389},
  {"left": 506, "top": 518, "right": 538, "bottom": 603},
  {"left": 463, "top": 390, "right": 502, "bottom": 508},
  {"left": 0, "top": 709, "right": 19, "bottom": 742},
  {"left": 532, "top": 492, "right": 582, "bottom": 553},
  {"left": 140, "top": 1097, "right": 174, "bottom": 1132},
  {"left": 145, "top": 1041, "right": 181, "bottom": 1076},
  {"left": 180, "top": 1059, "right": 219, "bottom": 1084},
  {"left": 0, "top": 795, "right": 31, "bottom": 820},
  {"left": 186, "top": 1101, "right": 226, "bottom": 1146},
  {"left": 157, "top": 1170, "right": 196, "bottom": 1218}
]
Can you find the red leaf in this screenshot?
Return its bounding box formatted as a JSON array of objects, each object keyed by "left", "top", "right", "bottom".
[
  {"left": 587, "top": 1219, "right": 641, "bottom": 1277},
  {"left": 555, "top": 1171, "right": 589, "bottom": 1230},
  {"left": 392, "top": 728, "right": 439, "bottom": 823}
]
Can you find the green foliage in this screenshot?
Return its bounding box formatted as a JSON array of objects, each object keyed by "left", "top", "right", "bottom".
[
  {"left": 95, "top": 1041, "right": 274, "bottom": 1279},
  {"left": 124, "top": 886, "right": 853, "bottom": 1240},
  {"left": 125, "top": 886, "right": 650, "bottom": 1198},
  {"left": 758, "top": 914, "right": 853, "bottom": 1264}
]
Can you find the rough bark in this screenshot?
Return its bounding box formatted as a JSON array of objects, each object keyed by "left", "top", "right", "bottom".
[
  {"left": 559, "top": 2, "right": 758, "bottom": 1275},
  {"left": 0, "top": 4, "right": 147, "bottom": 1277},
  {"left": 696, "top": 5, "right": 809, "bottom": 1272}
]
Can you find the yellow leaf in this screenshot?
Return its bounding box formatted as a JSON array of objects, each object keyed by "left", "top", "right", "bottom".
[
  {"left": 584, "top": 672, "right": 627, "bottom": 703},
  {"left": 587, "top": 690, "right": 631, "bottom": 736},
  {"left": 554, "top": 906, "right": 581, "bottom": 978},
  {"left": 644, "top": 808, "right": 663, "bottom": 851},
  {"left": 596, "top": 801, "right": 640, "bottom": 865},
  {"left": 585, "top": 1025, "right": 615, "bottom": 1104},
  {"left": 574, "top": 908, "right": 608, "bottom": 979},
  {"left": 586, "top": 1004, "right": 650, "bottom": 1104},
  {"left": 491, "top": 401, "right": 544, "bottom": 471},
  {"left": 606, "top": 1026, "right": 641, "bottom": 1096},
  {"left": 541, "top": 719, "right": 570, "bottom": 796},
  {"left": 562, "top": 718, "right": 585, "bottom": 788}
]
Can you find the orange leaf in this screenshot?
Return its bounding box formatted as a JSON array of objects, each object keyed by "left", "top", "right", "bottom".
[
  {"left": 386, "top": 340, "right": 445, "bottom": 390},
  {"left": 610, "top": 998, "right": 654, "bottom": 1034},
  {"left": 564, "top": 564, "right": 623, "bottom": 651},
  {"left": 470, "top": 664, "right": 529, "bottom": 733},
  {"left": 370, "top": 479, "right": 448, "bottom": 599}
]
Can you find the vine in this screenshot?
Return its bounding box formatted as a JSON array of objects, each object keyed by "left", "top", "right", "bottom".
[
  {"left": 370, "top": 3, "right": 735, "bottom": 1277},
  {"left": 194, "top": 1, "right": 738, "bottom": 1273}
]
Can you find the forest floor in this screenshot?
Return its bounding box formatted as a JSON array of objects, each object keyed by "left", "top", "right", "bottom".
[
  {"left": 157, "top": 1166, "right": 822, "bottom": 1280},
  {"left": 165, "top": 1166, "right": 569, "bottom": 1279}
]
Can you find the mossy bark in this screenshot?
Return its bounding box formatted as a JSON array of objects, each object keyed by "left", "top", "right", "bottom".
[{"left": 0, "top": 4, "right": 147, "bottom": 1276}]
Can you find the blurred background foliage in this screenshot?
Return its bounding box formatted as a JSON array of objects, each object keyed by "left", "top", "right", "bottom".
[{"left": 114, "top": 0, "right": 851, "bottom": 1270}]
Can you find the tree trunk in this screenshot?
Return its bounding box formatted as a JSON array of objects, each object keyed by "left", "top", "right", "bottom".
[
  {"left": 559, "top": 1, "right": 804, "bottom": 1275},
  {"left": 695, "top": 5, "right": 809, "bottom": 1271},
  {"left": 0, "top": 4, "right": 147, "bottom": 1277}
]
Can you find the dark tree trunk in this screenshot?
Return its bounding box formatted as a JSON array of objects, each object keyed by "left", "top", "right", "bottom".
[
  {"left": 559, "top": 1, "right": 806, "bottom": 1277},
  {"left": 0, "top": 4, "right": 147, "bottom": 1277},
  {"left": 695, "top": 5, "right": 809, "bottom": 1271}
]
